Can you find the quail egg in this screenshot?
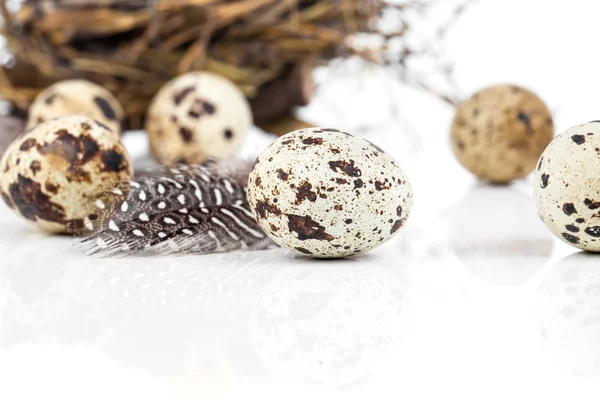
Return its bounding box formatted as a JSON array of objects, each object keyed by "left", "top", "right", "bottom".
[
  {"left": 27, "top": 79, "right": 124, "bottom": 135},
  {"left": 451, "top": 84, "right": 554, "bottom": 183},
  {"left": 248, "top": 128, "right": 412, "bottom": 258},
  {"left": 534, "top": 121, "right": 600, "bottom": 251},
  {"left": 0, "top": 115, "right": 133, "bottom": 233},
  {"left": 146, "top": 72, "right": 251, "bottom": 166}
]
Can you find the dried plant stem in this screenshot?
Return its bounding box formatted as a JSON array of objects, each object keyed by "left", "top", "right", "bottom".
[
  {"left": 257, "top": 115, "right": 314, "bottom": 136},
  {"left": 0, "top": 0, "right": 472, "bottom": 130}
]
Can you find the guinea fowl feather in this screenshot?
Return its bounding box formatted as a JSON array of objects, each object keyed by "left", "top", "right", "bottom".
[{"left": 73, "top": 160, "right": 275, "bottom": 257}]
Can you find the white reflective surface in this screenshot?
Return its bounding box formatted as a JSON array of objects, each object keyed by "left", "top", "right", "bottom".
[
  {"left": 1, "top": 145, "right": 597, "bottom": 399},
  {"left": 1, "top": 172, "right": 597, "bottom": 399},
  {"left": 3, "top": 0, "right": 600, "bottom": 398}
]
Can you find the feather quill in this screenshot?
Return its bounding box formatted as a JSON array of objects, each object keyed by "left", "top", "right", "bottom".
[{"left": 72, "top": 160, "right": 275, "bottom": 257}]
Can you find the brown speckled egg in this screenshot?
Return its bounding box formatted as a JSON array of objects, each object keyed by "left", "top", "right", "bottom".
[
  {"left": 451, "top": 85, "right": 554, "bottom": 183},
  {"left": 146, "top": 72, "right": 251, "bottom": 166},
  {"left": 534, "top": 122, "right": 600, "bottom": 252},
  {"left": 247, "top": 128, "right": 413, "bottom": 259},
  {"left": 27, "top": 80, "right": 124, "bottom": 135},
  {"left": 0, "top": 115, "right": 133, "bottom": 233}
]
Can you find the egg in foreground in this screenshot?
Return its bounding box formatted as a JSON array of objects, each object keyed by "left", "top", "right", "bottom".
[
  {"left": 27, "top": 80, "right": 124, "bottom": 135},
  {"left": 248, "top": 128, "right": 412, "bottom": 258},
  {"left": 451, "top": 84, "right": 554, "bottom": 183},
  {"left": 146, "top": 72, "right": 251, "bottom": 166},
  {"left": 0, "top": 116, "right": 133, "bottom": 233},
  {"left": 534, "top": 121, "right": 600, "bottom": 251}
]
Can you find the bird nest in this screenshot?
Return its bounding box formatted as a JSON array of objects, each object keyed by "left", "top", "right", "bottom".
[{"left": 0, "top": 0, "right": 468, "bottom": 132}]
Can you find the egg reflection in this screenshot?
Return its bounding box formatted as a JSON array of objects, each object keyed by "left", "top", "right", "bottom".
[
  {"left": 446, "top": 183, "right": 553, "bottom": 285},
  {"left": 536, "top": 252, "right": 600, "bottom": 377},
  {"left": 0, "top": 343, "right": 161, "bottom": 399},
  {"left": 250, "top": 264, "right": 405, "bottom": 388},
  {"left": 0, "top": 248, "right": 281, "bottom": 376}
]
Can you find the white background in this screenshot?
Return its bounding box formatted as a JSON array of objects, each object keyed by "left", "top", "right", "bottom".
[{"left": 2, "top": 0, "right": 600, "bottom": 399}]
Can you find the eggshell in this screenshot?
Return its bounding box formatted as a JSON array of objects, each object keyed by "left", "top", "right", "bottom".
[
  {"left": 0, "top": 116, "right": 133, "bottom": 233},
  {"left": 146, "top": 72, "right": 251, "bottom": 166},
  {"left": 247, "top": 128, "right": 412, "bottom": 258},
  {"left": 533, "top": 121, "right": 600, "bottom": 251},
  {"left": 451, "top": 85, "right": 554, "bottom": 183},
  {"left": 27, "top": 80, "right": 124, "bottom": 135}
]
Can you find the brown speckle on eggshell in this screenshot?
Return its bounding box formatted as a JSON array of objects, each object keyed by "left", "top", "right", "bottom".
[
  {"left": 0, "top": 115, "right": 133, "bottom": 233},
  {"left": 248, "top": 128, "right": 413, "bottom": 258},
  {"left": 146, "top": 72, "right": 252, "bottom": 166},
  {"left": 451, "top": 84, "right": 554, "bottom": 183},
  {"left": 27, "top": 80, "right": 124, "bottom": 135}
]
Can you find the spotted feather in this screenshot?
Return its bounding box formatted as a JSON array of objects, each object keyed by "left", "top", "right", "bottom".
[{"left": 72, "top": 160, "right": 275, "bottom": 257}]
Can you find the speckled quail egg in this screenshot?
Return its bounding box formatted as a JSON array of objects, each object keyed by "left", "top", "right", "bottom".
[
  {"left": 146, "top": 72, "right": 251, "bottom": 166},
  {"left": 451, "top": 84, "right": 554, "bottom": 183},
  {"left": 533, "top": 121, "right": 600, "bottom": 252},
  {"left": 247, "top": 128, "right": 413, "bottom": 258},
  {"left": 0, "top": 115, "right": 133, "bottom": 233},
  {"left": 27, "top": 80, "right": 124, "bottom": 135}
]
